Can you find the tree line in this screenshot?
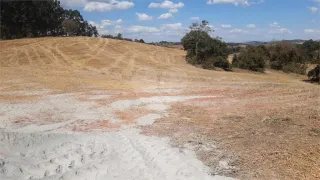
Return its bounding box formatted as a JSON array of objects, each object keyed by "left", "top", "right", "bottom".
[
  {"left": 233, "top": 40, "right": 319, "bottom": 82},
  {"left": 181, "top": 20, "right": 319, "bottom": 82},
  {"left": 101, "top": 33, "right": 145, "bottom": 43},
  {"left": 0, "top": 0, "right": 98, "bottom": 39}
]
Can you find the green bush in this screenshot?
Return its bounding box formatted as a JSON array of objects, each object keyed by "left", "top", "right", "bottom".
[
  {"left": 186, "top": 50, "right": 197, "bottom": 65},
  {"left": 202, "top": 57, "right": 216, "bottom": 70},
  {"left": 282, "top": 63, "right": 307, "bottom": 75},
  {"left": 307, "top": 65, "right": 320, "bottom": 82},
  {"left": 214, "top": 56, "right": 231, "bottom": 70},
  {"left": 269, "top": 44, "right": 307, "bottom": 74},
  {"left": 201, "top": 56, "right": 230, "bottom": 70},
  {"left": 232, "top": 54, "right": 238, "bottom": 64},
  {"left": 233, "top": 48, "right": 265, "bottom": 72}
]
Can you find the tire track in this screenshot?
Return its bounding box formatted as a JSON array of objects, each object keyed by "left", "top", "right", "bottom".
[{"left": 107, "top": 45, "right": 133, "bottom": 73}]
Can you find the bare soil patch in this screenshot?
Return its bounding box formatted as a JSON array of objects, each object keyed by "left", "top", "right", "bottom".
[{"left": 143, "top": 88, "right": 320, "bottom": 180}]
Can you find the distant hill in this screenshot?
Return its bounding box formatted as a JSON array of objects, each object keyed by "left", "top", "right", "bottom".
[
  {"left": 279, "top": 39, "right": 306, "bottom": 44},
  {"left": 245, "top": 41, "right": 268, "bottom": 46},
  {"left": 228, "top": 39, "right": 309, "bottom": 46}
]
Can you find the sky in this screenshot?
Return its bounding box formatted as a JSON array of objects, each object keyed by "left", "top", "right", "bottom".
[{"left": 60, "top": 0, "right": 320, "bottom": 42}]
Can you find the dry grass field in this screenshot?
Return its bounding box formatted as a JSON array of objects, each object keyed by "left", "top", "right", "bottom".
[{"left": 0, "top": 37, "right": 319, "bottom": 179}]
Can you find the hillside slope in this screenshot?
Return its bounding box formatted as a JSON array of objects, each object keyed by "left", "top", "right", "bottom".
[
  {"left": 0, "top": 37, "right": 308, "bottom": 92},
  {"left": 0, "top": 37, "right": 319, "bottom": 180}
]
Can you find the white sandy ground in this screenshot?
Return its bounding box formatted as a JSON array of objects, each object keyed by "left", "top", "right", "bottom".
[{"left": 0, "top": 90, "right": 234, "bottom": 180}]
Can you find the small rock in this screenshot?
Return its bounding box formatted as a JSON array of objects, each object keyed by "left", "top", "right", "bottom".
[
  {"left": 44, "top": 170, "right": 50, "bottom": 177},
  {"left": 0, "top": 159, "right": 5, "bottom": 168},
  {"left": 50, "top": 158, "right": 56, "bottom": 163},
  {"left": 81, "top": 155, "right": 86, "bottom": 163},
  {"left": 56, "top": 165, "right": 63, "bottom": 174},
  {"left": 69, "top": 160, "right": 75, "bottom": 169}
]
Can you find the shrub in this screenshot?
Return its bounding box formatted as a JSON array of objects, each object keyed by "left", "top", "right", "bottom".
[
  {"left": 233, "top": 48, "right": 265, "bottom": 72},
  {"left": 269, "top": 44, "right": 307, "bottom": 74},
  {"left": 186, "top": 50, "right": 197, "bottom": 65},
  {"left": 214, "top": 56, "right": 231, "bottom": 70},
  {"left": 232, "top": 54, "right": 238, "bottom": 64},
  {"left": 282, "top": 63, "right": 307, "bottom": 75},
  {"left": 139, "top": 39, "right": 145, "bottom": 43},
  {"left": 202, "top": 57, "right": 216, "bottom": 70},
  {"left": 307, "top": 65, "right": 320, "bottom": 82}
]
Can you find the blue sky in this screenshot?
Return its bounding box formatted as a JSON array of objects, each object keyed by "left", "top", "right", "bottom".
[{"left": 60, "top": 0, "right": 320, "bottom": 42}]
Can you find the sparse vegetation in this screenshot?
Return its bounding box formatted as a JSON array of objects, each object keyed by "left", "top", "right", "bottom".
[
  {"left": 101, "top": 34, "right": 145, "bottom": 43},
  {"left": 309, "top": 128, "right": 320, "bottom": 136}
]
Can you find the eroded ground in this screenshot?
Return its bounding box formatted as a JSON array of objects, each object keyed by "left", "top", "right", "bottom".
[{"left": 0, "top": 37, "right": 319, "bottom": 179}]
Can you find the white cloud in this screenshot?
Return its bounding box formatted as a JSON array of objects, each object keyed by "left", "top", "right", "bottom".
[
  {"left": 99, "top": 29, "right": 109, "bottom": 35},
  {"left": 247, "top": 24, "right": 256, "bottom": 28},
  {"left": 270, "top": 22, "right": 280, "bottom": 27},
  {"left": 60, "top": 0, "right": 87, "bottom": 8},
  {"left": 230, "top": 28, "right": 247, "bottom": 33},
  {"left": 161, "top": 23, "right": 183, "bottom": 30},
  {"left": 149, "top": 1, "right": 184, "bottom": 9},
  {"left": 116, "top": 19, "right": 123, "bottom": 24},
  {"left": 279, "top": 28, "right": 292, "bottom": 34},
  {"left": 208, "top": 25, "right": 215, "bottom": 30},
  {"left": 89, "top": 19, "right": 123, "bottom": 35},
  {"left": 101, "top": 20, "right": 113, "bottom": 26},
  {"left": 221, "top": 24, "right": 232, "bottom": 28},
  {"left": 88, "top": 20, "right": 99, "bottom": 27},
  {"left": 308, "top": 7, "right": 319, "bottom": 13},
  {"left": 158, "top": 13, "right": 173, "bottom": 19},
  {"left": 268, "top": 28, "right": 292, "bottom": 34},
  {"left": 84, "top": 1, "right": 134, "bottom": 12},
  {"left": 207, "top": 0, "right": 263, "bottom": 6},
  {"left": 100, "top": 19, "right": 122, "bottom": 26},
  {"left": 136, "top": 13, "right": 153, "bottom": 21},
  {"left": 304, "top": 29, "right": 320, "bottom": 33},
  {"left": 190, "top": 17, "right": 200, "bottom": 20},
  {"left": 169, "top": 8, "right": 178, "bottom": 13},
  {"left": 127, "top": 26, "right": 161, "bottom": 33}
]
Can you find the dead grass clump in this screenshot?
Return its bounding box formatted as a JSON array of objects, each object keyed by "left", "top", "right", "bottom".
[
  {"left": 262, "top": 117, "right": 294, "bottom": 126},
  {"left": 309, "top": 128, "right": 320, "bottom": 137},
  {"left": 222, "top": 115, "right": 245, "bottom": 121}
]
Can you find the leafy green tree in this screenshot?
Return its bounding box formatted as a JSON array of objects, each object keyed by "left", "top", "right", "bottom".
[
  {"left": 62, "top": 19, "right": 77, "bottom": 36},
  {"left": 0, "top": 0, "right": 64, "bottom": 38},
  {"left": 139, "top": 39, "right": 145, "bottom": 43},
  {"left": 0, "top": 0, "right": 98, "bottom": 39},
  {"left": 302, "top": 39, "right": 319, "bottom": 61},
  {"left": 181, "top": 20, "right": 228, "bottom": 69},
  {"left": 116, "top": 33, "right": 123, "bottom": 39}
]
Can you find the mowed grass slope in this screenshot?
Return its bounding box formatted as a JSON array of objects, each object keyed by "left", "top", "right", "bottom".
[{"left": 0, "top": 37, "right": 311, "bottom": 92}]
